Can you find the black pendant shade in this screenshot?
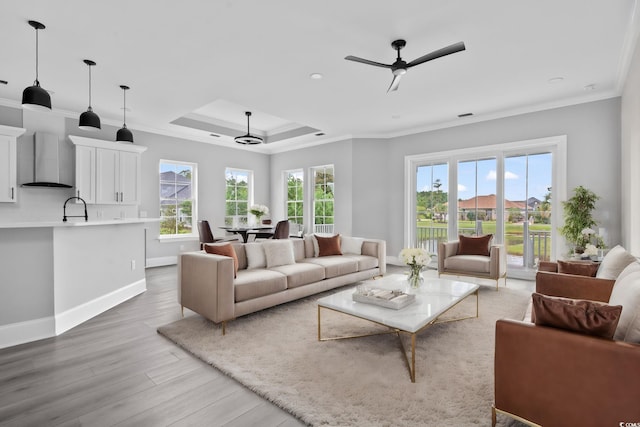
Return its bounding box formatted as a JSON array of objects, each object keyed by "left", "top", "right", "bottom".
[
  {"left": 22, "top": 20, "right": 52, "bottom": 111},
  {"left": 116, "top": 85, "right": 133, "bottom": 143},
  {"left": 235, "top": 111, "right": 263, "bottom": 145},
  {"left": 78, "top": 59, "right": 101, "bottom": 130}
]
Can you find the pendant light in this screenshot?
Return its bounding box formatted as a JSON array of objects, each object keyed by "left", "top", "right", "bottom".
[
  {"left": 235, "top": 111, "right": 263, "bottom": 145},
  {"left": 78, "top": 60, "right": 101, "bottom": 130},
  {"left": 22, "top": 20, "right": 52, "bottom": 111},
  {"left": 116, "top": 85, "right": 133, "bottom": 143}
]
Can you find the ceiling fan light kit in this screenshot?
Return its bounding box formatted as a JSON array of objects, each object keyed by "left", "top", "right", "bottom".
[
  {"left": 235, "top": 111, "right": 263, "bottom": 145},
  {"left": 78, "top": 59, "right": 101, "bottom": 131},
  {"left": 22, "top": 20, "right": 52, "bottom": 112},
  {"left": 116, "top": 85, "right": 134, "bottom": 143},
  {"left": 345, "top": 39, "right": 466, "bottom": 92}
]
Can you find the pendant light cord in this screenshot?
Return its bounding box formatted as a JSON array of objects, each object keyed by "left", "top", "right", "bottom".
[
  {"left": 123, "top": 89, "right": 127, "bottom": 126},
  {"left": 88, "top": 65, "right": 92, "bottom": 108},
  {"left": 34, "top": 27, "right": 40, "bottom": 85}
]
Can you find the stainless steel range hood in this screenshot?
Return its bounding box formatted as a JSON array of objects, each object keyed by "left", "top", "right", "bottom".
[{"left": 22, "top": 132, "right": 73, "bottom": 188}]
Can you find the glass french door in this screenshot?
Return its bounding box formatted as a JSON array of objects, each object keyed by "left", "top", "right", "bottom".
[
  {"left": 504, "top": 153, "right": 553, "bottom": 269},
  {"left": 415, "top": 163, "right": 448, "bottom": 253},
  {"left": 457, "top": 158, "right": 497, "bottom": 238}
]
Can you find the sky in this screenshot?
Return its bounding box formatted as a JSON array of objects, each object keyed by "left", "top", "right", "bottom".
[{"left": 417, "top": 153, "right": 552, "bottom": 201}]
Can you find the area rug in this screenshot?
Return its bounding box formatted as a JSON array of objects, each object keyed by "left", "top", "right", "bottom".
[{"left": 158, "top": 284, "right": 531, "bottom": 426}]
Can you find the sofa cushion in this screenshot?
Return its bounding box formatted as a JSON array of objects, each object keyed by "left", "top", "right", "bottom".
[
  {"left": 531, "top": 293, "right": 622, "bottom": 339},
  {"left": 304, "top": 235, "right": 318, "bottom": 258},
  {"left": 303, "top": 256, "right": 358, "bottom": 278},
  {"left": 608, "top": 262, "right": 640, "bottom": 343},
  {"left": 232, "top": 243, "right": 247, "bottom": 270},
  {"left": 343, "top": 254, "right": 379, "bottom": 271},
  {"left": 234, "top": 269, "right": 288, "bottom": 302},
  {"left": 457, "top": 234, "right": 492, "bottom": 256},
  {"left": 316, "top": 234, "right": 342, "bottom": 257},
  {"left": 269, "top": 262, "right": 326, "bottom": 288},
  {"left": 596, "top": 245, "right": 637, "bottom": 280},
  {"left": 444, "top": 255, "right": 490, "bottom": 274},
  {"left": 263, "top": 240, "right": 296, "bottom": 268},
  {"left": 557, "top": 260, "right": 599, "bottom": 277},
  {"left": 204, "top": 243, "right": 238, "bottom": 277},
  {"left": 245, "top": 242, "right": 266, "bottom": 269},
  {"left": 341, "top": 236, "right": 364, "bottom": 255},
  {"left": 291, "top": 238, "right": 306, "bottom": 261}
]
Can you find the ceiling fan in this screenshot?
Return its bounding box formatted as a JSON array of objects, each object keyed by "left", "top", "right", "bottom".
[{"left": 345, "top": 39, "right": 466, "bottom": 92}]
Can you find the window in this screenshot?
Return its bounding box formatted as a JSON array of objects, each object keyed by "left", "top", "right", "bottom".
[
  {"left": 407, "top": 136, "right": 566, "bottom": 279},
  {"left": 225, "top": 168, "right": 252, "bottom": 226},
  {"left": 312, "top": 165, "right": 334, "bottom": 234},
  {"left": 159, "top": 160, "right": 196, "bottom": 236},
  {"left": 286, "top": 169, "right": 304, "bottom": 226},
  {"left": 415, "top": 163, "right": 449, "bottom": 252}
]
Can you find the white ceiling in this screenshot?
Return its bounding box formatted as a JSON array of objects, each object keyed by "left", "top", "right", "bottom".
[{"left": 1, "top": 1, "right": 638, "bottom": 153}]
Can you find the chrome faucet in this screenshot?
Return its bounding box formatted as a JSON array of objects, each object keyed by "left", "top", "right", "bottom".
[{"left": 63, "top": 196, "right": 88, "bottom": 222}]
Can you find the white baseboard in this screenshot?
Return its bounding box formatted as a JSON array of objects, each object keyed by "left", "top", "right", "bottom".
[
  {"left": 0, "top": 316, "right": 56, "bottom": 350},
  {"left": 54, "top": 279, "right": 147, "bottom": 335},
  {"left": 146, "top": 256, "right": 177, "bottom": 268}
]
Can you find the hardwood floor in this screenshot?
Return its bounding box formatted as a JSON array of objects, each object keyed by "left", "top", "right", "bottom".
[{"left": 0, "top": 266, "right": 306, "bottom": 427}]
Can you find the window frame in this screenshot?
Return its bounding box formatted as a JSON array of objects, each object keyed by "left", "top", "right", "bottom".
[
  {"left": 225, "top": 167, "right": 254, "bottom": 226},
  {"left": 284, "top": 169, "right": 304, "bottom": 227},
  {"left": 311, "top": 164, "right": 335, "bottom": 234},
  {"left": 158, "top": 159, "right": 197, "bottom": 240}
]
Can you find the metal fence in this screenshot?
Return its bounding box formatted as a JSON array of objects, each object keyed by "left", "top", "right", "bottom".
[
  {"left": 314, "top": 224, "right": 334, "bottom": 234},
  {"left": 415, "top": 225, "right": 551, "bottom": 263}
]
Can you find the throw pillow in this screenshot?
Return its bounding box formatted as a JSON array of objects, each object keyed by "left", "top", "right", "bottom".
[
  {"left": 204, "top": 243, "right": 239, "bottom": 278},
  {"left": 596, "top": 245, "right": 637, "bottom": 280},
  {"left": 457, "top": 234, "right": 492, "bottom": 257},
  {"left": 244, "top": 243, "right": 266, "bottom": 270},
  {"left": 608, "top": 263, "right": 640, "bottom": 343},
  {"left": 531, "top": 293, "right": 622, "bottom": 340},
  {"left": 557, "top": 260, "right": 599, "bottom": 277},
  {"left": 341, "top": 236, "right": 364, "bottom": 255},
  {"left": 316, "top": 234, "right": 342, "bottom": 257},
  {"left": 262, "top": 240, "right": 296, "bottom": 268}
]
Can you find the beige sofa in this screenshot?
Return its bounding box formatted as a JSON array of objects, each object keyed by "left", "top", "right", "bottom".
[{"left": 179, "top": 236, "right": 386, "bottom": 333}]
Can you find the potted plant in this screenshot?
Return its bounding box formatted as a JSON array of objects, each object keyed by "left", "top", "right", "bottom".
[{"left": 559, "top": 186, "right": 601, "bottom": 254}]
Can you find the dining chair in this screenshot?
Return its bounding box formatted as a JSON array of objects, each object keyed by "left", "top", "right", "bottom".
[
  {"left": 247, "top": 220, "right": 289, "bottom": 241},
  {"left": 197, "top": 220, "right": 239, "bottom": 249}
]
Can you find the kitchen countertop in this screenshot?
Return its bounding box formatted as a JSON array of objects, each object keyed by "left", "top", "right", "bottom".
[{"left": 0, "top": 218, "right": 160, "bottom": 229}]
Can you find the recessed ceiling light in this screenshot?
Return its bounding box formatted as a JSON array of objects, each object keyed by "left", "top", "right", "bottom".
[
  {"left": 458, "top": 112, "right": 473, "bottom": 118},
  {"left": 0, "top": 80, "right": 7, "bottom": 85},
  {"left": 548, "top": 77, "right": 564, "bottom": 84},
  {"left": 310, "top": 73, "right": 323, "bottom": 80},
  {"left": 584, "top": 84, "right": 596, "bottom": 91},
  {"left": 210, "top": 133, "right": 220, "bottom": 138}
]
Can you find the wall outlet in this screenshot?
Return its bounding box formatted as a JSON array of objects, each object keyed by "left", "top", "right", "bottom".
[{"left": 131, "top": 260, "right": 136, "bottom": 271}]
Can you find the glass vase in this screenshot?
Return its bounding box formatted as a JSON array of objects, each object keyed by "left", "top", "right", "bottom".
[{"left": 408, "top": 266, "right": 424, "bottom": 289}]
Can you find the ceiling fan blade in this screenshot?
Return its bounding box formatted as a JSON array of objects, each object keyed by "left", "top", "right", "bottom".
[
  {"left": 406, "top": 41, "right": 466, "bottom": 68},
  {"left": 345, "top": 55, "right": 393, "bottom": 69},
  {"left": 387, "top": 74, "right": 402, "bottom": 92}
]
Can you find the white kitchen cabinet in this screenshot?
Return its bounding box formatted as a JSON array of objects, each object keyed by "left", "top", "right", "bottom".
[
  {"left": 0, "top": 126, "right": 26, "bottom": 203},
  {"left": 74, "top": 144, "right": 95, "bottom": 203},
  {"left": 69, "top": 136, "right": 146, "bottom": 205}
]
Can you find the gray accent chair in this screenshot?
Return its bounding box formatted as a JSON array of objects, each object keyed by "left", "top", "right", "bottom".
[{"left": 437, "top": 239, "right": 507, "bottom": 290}]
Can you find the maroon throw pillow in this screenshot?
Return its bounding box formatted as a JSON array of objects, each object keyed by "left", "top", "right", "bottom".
[
  {"left": 316, "top": 234, "right": 342, "bottom": 257},
  {"left": 204, "top": 243, "right": 239, "bottom": 278},
  {"left": 457, "top": 234, "right": 492, "bottom": 256},
  {"left": 557, "top": 260, "right": 599, "bottom": 277},
  {"left": 531, "top": 293, "right": 622, "bottom": 339}
]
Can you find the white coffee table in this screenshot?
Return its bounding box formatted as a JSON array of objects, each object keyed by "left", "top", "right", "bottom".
[{"left": 317, "top": 274, "right": 479, "bottom": 382}]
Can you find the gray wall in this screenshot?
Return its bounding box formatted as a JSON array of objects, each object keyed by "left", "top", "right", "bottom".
[
  {"left": 269, "top": 98, "right": 622, "bottom": 257},
  {"left": 621, "top": 33, "right": 640, "bottom": 256}
]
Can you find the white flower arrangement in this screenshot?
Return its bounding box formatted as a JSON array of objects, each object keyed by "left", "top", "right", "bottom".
[
  {"left": 249, "top": 204, "right": 269, "bottom": 217},
  {"left": 399, "top": 247, "right": 431, "bottom": 268},
  {"left": 583, "top": 243, "right": 598, "bottom": 256}
]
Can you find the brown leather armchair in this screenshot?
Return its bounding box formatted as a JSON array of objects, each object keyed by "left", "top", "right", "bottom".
[{"left": 493, "top": 271, "right": 640, "bottom": 426}]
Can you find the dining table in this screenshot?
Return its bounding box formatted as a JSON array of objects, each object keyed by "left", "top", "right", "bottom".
[{"left": 219, "top": 225, "right": 274, "bottom": 243}]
